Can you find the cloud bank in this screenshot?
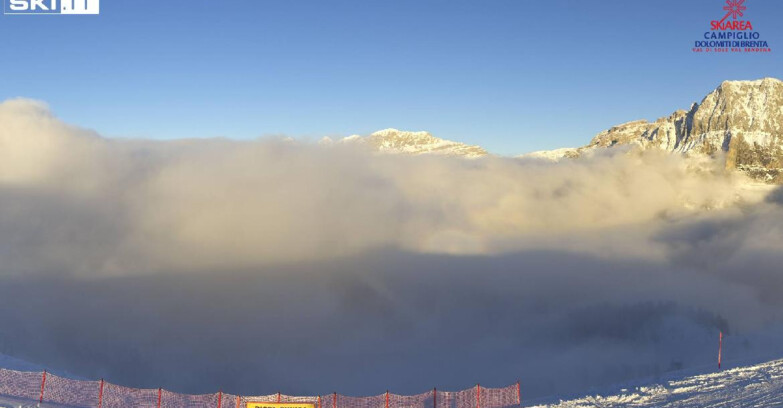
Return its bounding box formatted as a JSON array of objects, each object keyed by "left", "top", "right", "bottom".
[
  {"left": 0, "top": 98, "right": 761, "bottom": 275},
  {"left": 1, "top": 98, "right": 783, "bottom": 399}
]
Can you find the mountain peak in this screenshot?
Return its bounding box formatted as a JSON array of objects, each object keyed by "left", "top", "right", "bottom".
[
  {"left": 342, "top": 129, "right": 488, "bottom": 157},
  {"left": 369, "top": 128, "right": 428, "bottom": 137},
  {"left": 573, "top": 77, "right": 783, "bottom": 182},
  {"left": 719, "top": 77, "right": 782, "bottom": 88}
]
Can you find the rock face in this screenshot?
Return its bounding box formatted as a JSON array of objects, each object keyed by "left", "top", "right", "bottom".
[
  {"left": 341, "top": 128, "right": 488, "bottom": 158},
  {"left": 582, "top": 78, "right": 783, "bottom": 182}
]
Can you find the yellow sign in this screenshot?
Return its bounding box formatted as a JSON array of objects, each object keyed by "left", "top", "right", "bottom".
[{"left": 247, "top": 404, "right": 315, "bottom": 408}]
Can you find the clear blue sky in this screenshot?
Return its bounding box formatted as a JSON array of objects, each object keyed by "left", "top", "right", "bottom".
[{"left": 0, "top": 0, "right": 781, "bottom": 155}]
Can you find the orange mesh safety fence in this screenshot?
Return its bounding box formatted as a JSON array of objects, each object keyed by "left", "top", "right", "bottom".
[{"left": 0, "top": 367, "right": 521, "bottom": 408}]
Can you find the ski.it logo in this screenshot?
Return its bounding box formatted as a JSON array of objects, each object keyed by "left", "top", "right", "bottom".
[{"left": 4, "top": 0, "right": 99, "bottom": 14}]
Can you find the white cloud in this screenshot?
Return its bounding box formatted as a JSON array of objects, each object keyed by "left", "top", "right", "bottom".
[{"left": 0, "top": 98, "right": 765, "bottom": 275}]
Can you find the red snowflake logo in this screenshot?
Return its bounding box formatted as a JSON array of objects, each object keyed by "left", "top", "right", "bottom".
[{"left": 722, "top": 0, "right": 746, "bottom": 20}]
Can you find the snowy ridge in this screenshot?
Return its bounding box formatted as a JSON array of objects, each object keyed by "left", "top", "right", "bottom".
[
  {"left": 518, "top": 147, "right": 579, "bottom": 162},
  {"left": 322, "top": 128, "right": 488, "bottom": 157},
  {"left": 365, "top": 128, "right": 487, "bottom": 157},
  {"left": 527, "top": 358, "right": 783, "bottom": 407}
]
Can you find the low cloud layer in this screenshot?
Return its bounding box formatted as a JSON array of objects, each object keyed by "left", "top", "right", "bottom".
[
  {"left": 1, "top": 98, "right": 783, "bottom": 399},
  {"left": 0, "top": 99, "right": 762, "bottom": 275}
]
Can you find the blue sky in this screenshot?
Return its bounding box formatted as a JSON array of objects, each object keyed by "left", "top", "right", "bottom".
[{"left": 0, "top": 0, "right": 781, "bottom": 155}]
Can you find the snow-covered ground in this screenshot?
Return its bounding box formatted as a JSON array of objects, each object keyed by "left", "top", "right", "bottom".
[{"left": 526, "top": 358, "right": 783, "bottom": 407}]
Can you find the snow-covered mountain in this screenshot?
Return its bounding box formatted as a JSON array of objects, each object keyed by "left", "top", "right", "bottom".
[
  {"left": 324, "top": 128, "right": 488, "bottom": 158},
  {"left": 518, "top": 147, "right": 579, "bottom": 162},
  {"left": 326, "top": 79, "right": 783, "bottom": 181},
  {"left": 528, "top": 78, "right": 783, "bottom": 181}
]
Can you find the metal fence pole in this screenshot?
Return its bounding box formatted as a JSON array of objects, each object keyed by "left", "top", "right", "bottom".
[
  {"left": 98, "top": 379, "right": 105, "bottom": 408},
  {"left": 39, "top": 370, "right": 47, "bottom": 404}
]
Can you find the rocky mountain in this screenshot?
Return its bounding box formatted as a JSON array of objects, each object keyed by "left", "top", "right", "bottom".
[
  {"left": 531, "top": 78, "right": 783, "bottom": 182},
  {"left": 327, "top": 79, "right": 783, "bottom": 182},
  {"left": 332, "top": 128, "right": 488, "bottom": 157}
]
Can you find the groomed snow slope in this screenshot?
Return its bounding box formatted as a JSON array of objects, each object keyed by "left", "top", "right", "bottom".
[{"left": 527, "top": 358, "right": 783, "bottom": 408}]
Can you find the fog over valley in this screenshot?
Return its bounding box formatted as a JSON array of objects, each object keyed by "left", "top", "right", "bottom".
[{"left": 1, "top": 98, "right": 783, "bottom": 399}]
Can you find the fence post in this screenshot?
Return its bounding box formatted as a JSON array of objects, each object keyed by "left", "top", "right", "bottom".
[
  {"left": 433, "top": 388, "right": 436, "bottom": 408},
  {"left": 476, "top": 384, "right": 480, "bottom": 408},
  {"left": 98, "top": 379, "right": 105, "bottom": 408},
  {"left": 157, "top": 387, "right": 162, "bottom": 408},
  {"left": 39, "top": 370, "right": 47, "bottom": 404},
  {"left": 516, "top": 381, "right": 521, "bottom": 406},
  {"left": 218, "top": 390, "right": 223, "bottom": 408}
]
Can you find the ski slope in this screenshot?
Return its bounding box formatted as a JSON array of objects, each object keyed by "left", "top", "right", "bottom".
[{"left": 527, "top": 358, "right": 783, "bottom": 407}]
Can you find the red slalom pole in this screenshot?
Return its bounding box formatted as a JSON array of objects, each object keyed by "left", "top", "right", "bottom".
[
  {"left": 333, "top": 392, "right": 337, "bottom": 408},
  {"left": 385, "top": 391, "right": 389, "bottom": 408},
  {"left": 157, "top": 387, "right": 162, "bottom": 408},
  {"left": 98, "top": 379, "right": 105, "bottom": 408},
  {"left": 39, "top": 370, "right": 47, "bottom": 404},
  {"left": 433, "top": 388, "right": 436, "bottom": 408},
  {"left": 516, "top": 381, "right": 521, "bottom": 406},
  {"left": 718, "top": 331, "right": 723, "bottom": 370},
  {"left": 237, "top": 396, "right": 242, "bottom": 408},
  {"left": 218, "top": 390, "right": 223, "bottom": 408},
  {"left": 277, "top": 392, "right": 281, "bottom": 403},
  {"left": 318, "top": 395, "right": 322, "bottom": 408},
  {"left": 476, "top": 384, "right": 480, "bottom": 408}
]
